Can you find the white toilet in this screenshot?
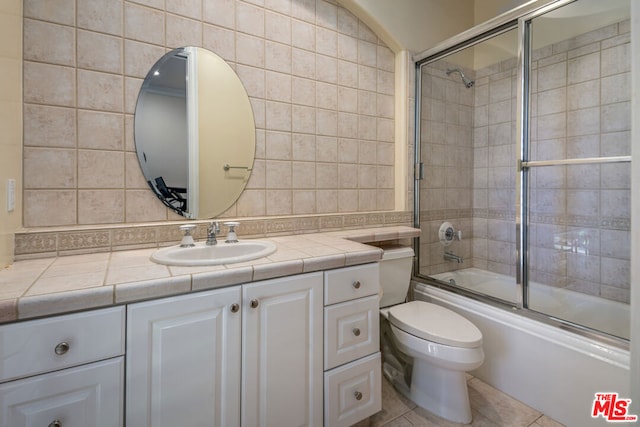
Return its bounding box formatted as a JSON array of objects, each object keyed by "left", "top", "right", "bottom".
[{"left": 379, "top": 246, "right": 484, "bottom": 424}]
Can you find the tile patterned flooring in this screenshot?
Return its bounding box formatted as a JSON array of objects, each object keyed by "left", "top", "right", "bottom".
[{"left": 354, "top": 375, "right": 565, "bottom": 427}]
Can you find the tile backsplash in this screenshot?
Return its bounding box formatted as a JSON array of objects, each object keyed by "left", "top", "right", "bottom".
[{"left": 22, "top": 0, "right": 397, "bottom": 228}]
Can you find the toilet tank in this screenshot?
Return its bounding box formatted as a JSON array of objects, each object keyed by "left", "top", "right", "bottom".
[{"left": 379, "top": 246, "right": 415, "bottom": 308}]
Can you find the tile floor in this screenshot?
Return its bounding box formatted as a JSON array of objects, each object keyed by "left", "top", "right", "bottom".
[{"left": 354, "top": 375, "right": 565, "bottom": 427}]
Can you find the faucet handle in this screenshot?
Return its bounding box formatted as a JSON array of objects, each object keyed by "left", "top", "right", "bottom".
[
  {"left": 224, "top": 221, "right": 240, "bottom": 243},
  {"left": 208, "top": 221, "right": 220, "bottom": 234},
  {"left": 179, "top": 224, "right": 197, "bottom": 247}
]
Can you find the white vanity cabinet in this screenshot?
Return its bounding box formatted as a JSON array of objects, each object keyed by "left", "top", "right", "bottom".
[
  {"left": 323, "top": 263, "right": 382, "bottom": 427},
  {"left": 242, "top": 272, "right": 323, "bottom": 427},
  {"left": 126, "top": 286, "right": 242, "bottom": 427},
  {"left": 0, "top": 307, "right": 125, "bottom": 427},
  {"left": 126, "top": 272, "right": 323, "bottom": 427}
]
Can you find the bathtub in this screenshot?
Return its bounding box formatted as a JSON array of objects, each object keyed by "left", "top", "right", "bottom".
[
  {"left": 430, "top": 268, "right": 630, "bottom": 339},
  {"left": 413, "top": 270, "right": 630, "bottom": 427}
]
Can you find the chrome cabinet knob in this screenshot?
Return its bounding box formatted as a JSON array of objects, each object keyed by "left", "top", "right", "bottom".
[
  {"left": 49, "top": 420, "right": 62, "bottom": 427},
  {"left": 352, "top": 328, "right": 361, "bottom": 337},
  {"left": 230, "top": 303, "right": 240, "bottom": 313},
  {"left": 250, "top": 299, "right": 259, "bottom": 309},
  {"left": 354, "top": 391, "right": 363, "bottom": 401},
  {"left": 352, "top": 280, "right": 361, "bottom": 289},
  {"left": 54, "top": 342, "right": 70, "bottom": 356}
]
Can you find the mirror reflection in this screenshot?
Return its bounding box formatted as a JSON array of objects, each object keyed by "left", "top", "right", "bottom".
[{"left": 134, "top": 47, "right": 256, "bottom": 219}]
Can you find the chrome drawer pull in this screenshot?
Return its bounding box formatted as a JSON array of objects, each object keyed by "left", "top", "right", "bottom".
[
  {"left": 354, "top": 391, "right": 363, "bottom": 401},
  {"left": 352, "top": 280, "right": 361, "bottom": 289},
  {"left": 230, "top": 303, "right": 240, "bottom": 313},
  {"left": 49, "top": 420, "right": 62, "bottom": 427},
  {"left": 352, "top": 328, "right": 361, "bottom": 337},
  {"left": 250, "top": 299, "right": 259, "bottom": 309},
  {"left": 54, "top": 342, "right": 70, "bottom": 356}
]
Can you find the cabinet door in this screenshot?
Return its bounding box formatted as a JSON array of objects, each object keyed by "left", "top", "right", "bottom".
[
  {"left": 0, "top": 357, "right": 124, "bottom": 427},
  {"left": 242, "top": 273, "right": 323, "bottom": 427},
  {"left": 126, "top": 287, "right": 241, "bottom": 427}
]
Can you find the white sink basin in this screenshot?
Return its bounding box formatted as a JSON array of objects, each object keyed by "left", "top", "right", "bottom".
[{"left": 151, "top": 240, "right": 277, "bottom": 266}]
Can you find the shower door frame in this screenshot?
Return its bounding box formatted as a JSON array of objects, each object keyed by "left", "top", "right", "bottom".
[{"left": 412, "top": 0, "right": 631, "bottom": 348}]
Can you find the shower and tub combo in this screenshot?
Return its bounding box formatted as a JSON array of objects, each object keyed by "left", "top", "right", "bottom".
[{"left": 411, "top": 1, "right": 632, "bottom": 426}]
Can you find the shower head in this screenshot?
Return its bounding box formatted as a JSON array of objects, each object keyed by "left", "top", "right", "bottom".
[{"left": 446, "top": 68, "right": 474, "bottom": 88}]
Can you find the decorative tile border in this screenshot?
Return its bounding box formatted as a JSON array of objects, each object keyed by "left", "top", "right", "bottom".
[
  {"left": 420, "top": 209, "right": 630, "bottom": 231},
  {"left": 14, "top": 211, "right": 413, "bottom": 259}
]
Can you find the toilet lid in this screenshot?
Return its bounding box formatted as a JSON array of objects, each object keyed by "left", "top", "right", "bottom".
[{"left": 388, "top": 301, "right": 482, "bottom": 348}]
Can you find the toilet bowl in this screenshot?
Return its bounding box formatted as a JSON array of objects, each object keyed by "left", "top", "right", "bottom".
[{"left": 378, "top": 246, "right": 484, "bottom": 424}]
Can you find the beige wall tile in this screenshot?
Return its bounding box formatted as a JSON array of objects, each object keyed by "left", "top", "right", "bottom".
[
  {"left": 24, "top": 148, "right": 76, "bottom": 189},
  {"left": 24, "top": 0, "right": 75, "bottom": 25},
  {"left": 78, "top": 110, "right": 124, "bottom": 150},
  {"left": 77, "top": 70, "right": 123, "bottom": 111},
  {"left": 24, "top": 19, "right": 75, "bottom": 66},
  {"left": 316, "top": 190, "right": 337, "bottom": 213},
  {"left": 266, "top": 189, "right": 291, "bottom": 215},
  {"left": 20, "top": 0, "right": 397, "bottom": 231},
  {"left": 203, "top": 0, "right": 235, "bottom": 29},
  {"left": 24, "top": 105, "right": 76, "bottom": 148},
  {"left": 78, "top": 30, "right": 122, "bottom": 73},
  {"left": 125, "top": 189, "right": 167, "bottom": 222},
  {"left": 124, "top": 2, "right": 164, "bottom": 44},
  {"left": 78, "top": 150, "right": 124, "bottom": 188},
  {"left": 166, "top": 14, "right": 202, "bottom": 48},
  {"left": 24, "top": 190, "right": 77, "bottom": 226},
  {"left": 293, "top": 190, "right": 315, "bottom": 214},
  {"left": 203, "top": 24, "right": 235, "bottom": 62},
  {"left": 24, "top": 62, "right": 75, "bottom": 106},
  {"left": 265, "top": 41, "right": 291, "bottom": 73},
  {"left": 167, "top": 0, "right": 202, "bottom": 20},
  {"left": 237, "top": 1, "right": 264, "bottom": 37},
  {"left": 78, "top": 0, "right": 122, "bottom": 36},
  {"left": 78, "top": 190, "right": 124, "bottom": 224}
]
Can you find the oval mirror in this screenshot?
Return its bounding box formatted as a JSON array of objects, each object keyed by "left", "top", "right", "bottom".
[{"left": 134, "top": 47, "right": 255, "bottom": 219}]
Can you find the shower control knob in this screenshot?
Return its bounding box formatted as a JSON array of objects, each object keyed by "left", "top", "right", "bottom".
[
  {"left": 352, "top": 280, "right": 361, "bottom": 289},
  {"left": 352, "top": 328, "right": 361, "bottom": 337},
  {"left": 230, "top": 303, "right": 240, "bottom": 313},
  {"left": 354, "top": 391, "right": 363, "bottom": 401},
  {"left": 250, "top": 299, "right": 259, "bottom": 309}
]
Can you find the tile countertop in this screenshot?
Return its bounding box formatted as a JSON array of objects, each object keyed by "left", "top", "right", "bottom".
[{"left": 0, "top": 226, "right": 420, "bottom": 324}]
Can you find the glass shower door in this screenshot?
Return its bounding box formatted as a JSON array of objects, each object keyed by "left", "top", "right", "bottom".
[
  {"left": 416, "top": 28, "right": 520, "bottom": 305},
  {"left": 521, "top": 0, "right": 631, "bottom": 339}
]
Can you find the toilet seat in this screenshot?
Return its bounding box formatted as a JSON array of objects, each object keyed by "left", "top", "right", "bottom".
[{"left": 388, "top": 301, "right": 482, "bottom": 348}]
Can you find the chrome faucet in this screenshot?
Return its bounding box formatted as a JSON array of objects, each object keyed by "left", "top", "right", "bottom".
[
  {"left": 206, "top": 221, "right": 220, "bottom": 246},
  {"left": 444, "top": 251, "right": 463, "bottom": 263}
]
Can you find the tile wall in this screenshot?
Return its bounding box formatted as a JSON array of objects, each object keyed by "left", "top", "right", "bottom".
[
  {"left": 21, "top": 0, "right": 397, "bottom": 228},
  {"left": 418, "top": 20, "right": 631, "bottom": 303}
]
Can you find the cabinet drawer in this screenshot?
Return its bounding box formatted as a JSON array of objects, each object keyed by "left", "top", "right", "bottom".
[
  {"left": 324, "top": 352, "right": 381, "bottom": 427},
  {"left": 0, "top": 306, "right": 125, "bottom": 382},
  {"left": 0, "top": 357, "right": 124, "bottom": 427},
  {"left": 324, "top": 295, "right": 379, "bottom": 370},
  {"left": 324, "top": 263, "right": 379, "bottom": 305}
]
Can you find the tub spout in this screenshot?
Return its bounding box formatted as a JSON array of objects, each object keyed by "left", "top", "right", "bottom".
[{"left": 444, "top": 251, "right": 463, "bottom": 263}]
